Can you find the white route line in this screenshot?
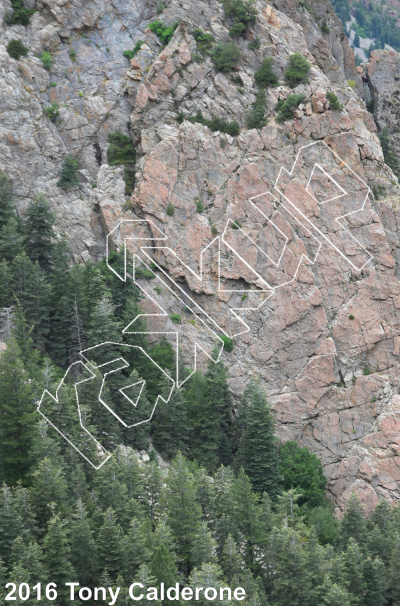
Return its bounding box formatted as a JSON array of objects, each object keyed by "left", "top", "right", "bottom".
[{"left": 39, "top": 141, "right": 375, "bottom": 469}]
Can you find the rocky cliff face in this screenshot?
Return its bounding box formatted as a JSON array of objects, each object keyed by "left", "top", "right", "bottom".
[{"left": 4, "top": 0, "right": 400, "bottom": 511}]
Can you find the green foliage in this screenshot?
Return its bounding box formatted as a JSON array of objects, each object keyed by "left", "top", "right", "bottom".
[
  {"left": 193, "top": 28, "right": 214, "bottom": 54},
  {"left": 123, "top": 49, "right": 136, "bottom": 60},
  {"left": 189, "top": 109, "right": 239, "bottom": 136},
  {"left": 246, "top": 89, "right": 267, "bottom": 129},
  {"left": 107, "top": 131, "right": 136, "bottom": 165},
  {"left": 211, "top": 42, "right": 242, "bottom": 72},
  {"left": 349, "top": 314, "right": 355, "bottom": 320},
  {"left": 6, "top": 39, "right": 28, "bottom": 60},
  {"left": 156, "top": 2, "right": 166, "bottom": 13},
  {"left": 40, "top": 51, "right": 52, "bottom": 70},
  {"left": 364, "top": 366, "right": 371, "bottom": 375},
  {"left": 284, "top": 52, "right": 311, "bottom": 88},
  {"left": 44, "top": 102, "right": 60, "bottom": 123},
  {"left": 133, "top": 39, "right": 144, "bottom": 56},
  {"left": 275, "top": 93, "right": 305, "bottom": 122},
  {"left": 167, "top": 202, "right": 174, "bottom": 215},
  {"left": 170, "top": 313, "right": 181, "bottom": 323},
  {"left": 0, "top": 339, "right": 36, "bottom": 485},
  {"left": 176, "top": 111, "right": 184, "bottom": 123},
  {"left": 326, "top": 91, "right": 343, "bottom": 111},
  {"left": 366, "top": 99, "right": 374, "bottom": 113},
  {"left": 254, "top": 57, "right": 279, "bottom": 88},
  {"left": 57, "top": 155, "right": 79, "bottom": 190},
  {"left": 221, "top": 334, "right": 234, "bottom": 351},
  {"left": 347, "top": 79, "right": 356, "bottom": 89},
  {"left": 279, "top": 440, "right": 327, "bottom": 510},
  {"left": 24, "top": 193, "right": 56, "bottom": 272},
  {"left": 69, "top": 48, "right": 76, "bottom": 61},
  {"left": 222, "top": 0, "right": 257, "bottom": 38},
  {"left": 4, "top": 0, "right": 35, "bottom": 25},
  {"left": 354, "top": 31, "right": 360, "bottom": 48},
  {"left": 196, "top": 199, "right": 204, "bottom": 212},
  {"left": 321, "top": 20, "right": 330, "bottom": 34},
  {"left": 248, "top": 37, "right": 260, "bottom": 49},
  {"left": 0, "top": 171, "right": 15, "bottom": 229},
  {"left": 379, "top": 126, "right": 400, "bottom": 179},
  {"left": 235, "top": 377, "right": 281, "bottom": 498},
  {"left": 107, "top": 132, "right": 136, "bottom": 194},
  {"left": 148, "top": 20, "right": 179, "bottom": 45}
]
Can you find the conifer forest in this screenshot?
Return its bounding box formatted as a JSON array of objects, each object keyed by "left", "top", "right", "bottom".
[{"left": 1, "top": 169, "right": 400, "bottom": 606}]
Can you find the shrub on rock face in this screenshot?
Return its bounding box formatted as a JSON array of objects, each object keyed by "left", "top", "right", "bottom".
[
  {"left": 275, "top": 93, "right": 305, "bottom": 122},
  {"left": 254, "top": 57, "right": 279, "bottom": 88},
  {"left": 211, "top": 42, "right": 242, "bottom": 72},
  {"left": 193, "top": 28, "right": 214, "bottom": 54},
  {"left": 326, "top": 91, "right": 343, "bottom": 111},
  {"left": 57, "top": 155, "right": 79, "bottom": 191},
  {"left": 246, "top": 89, "right": 267, "bottom": 129},
  {"left": 284, "top": 52, "right": 311, "bottom": 88},
  {"left": 222, "top": 0, "right": 257, "bottom": 38},
  {"left": 5, "top": 0, "right": 35, "bottom": 25},
  {"left": 107, "top": 132, "right": 136, "bottom": 194},
  {"left": 40, "top": 51, "right": 53, "bottom": 70},
  {"left": 44, "top": 103, "right": 60, "bottom": 123},
  {"left": 189, "top": 110, "right": 239, "bottom": 136},
  {"left": 148, "top": 20, "right": 179, "bottom": 45},
  {"left": 6, "top": 39, "right": 28, "bottom": 60}
]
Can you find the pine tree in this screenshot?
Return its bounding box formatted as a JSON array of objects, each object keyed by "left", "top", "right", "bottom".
[
  {"left": 184, "top": 370, "right": 223, "bottom": 471},
  {"left": 0, "top": 557, "right": 7, "bottom": 603},
  {"left": 11, "top": 253, "right": 52, "bottom": 350},
  {"left": 191, "top": 521, "right": 217, "bottom": 568},
  {"left": 221, "top": 533, "right": 241, "bottom": 583},
  {"left": 93, "top": 458, "right": 129, "bottom": 524},
  {"left": 10, "top": 537, "right": 47, "bottom": 585},
  {"left": 77, "top": 364, "right": 122, "bottom": 452},
  {"left": 363, "top": 557, "right": 386, "bottom": 606},
  {"left": 97, "top": 508, "right": 125, "bottom": 580},
  {"left": 0, "top": 338, "right": 36, "bottom": 484},
  {"left": 121, "top": 368, "right": 151, "bottom": 450},
  {"left": 342, "top": 537, "right": 366, "bottom": 604},
  {"left": 0, "top": 170, "right": 15, "bottom": 229},
  {"left": 151, "top": 376, "right": 189, "bottom": 459},
  {"left": 124, "top": 517, "right": 152, "bottom": 579},
  {"left": 161, "top": 452, "right": 203, "bottom": 573},
  {"left": 43, "top": 515, "right": 76, "bottom": 606},
  {"left": 389, "top": 532, "right": 400, "bottom": 604},
  {"left": 151, "top": 543, "right": 179, "bottom": 589},
  {"left": 24, "top": 193, "right": 55, "bottom": 272},
  {"left": 0, "top": 484, "right": 24, "bottom": 563},
  {"left": 204, "top": 354, "right": 233, "bottom": 465},
  {"left": 189, "top": 563, "right": 229, "bottom": 606},
  {"left": 13, "top": 484, "right": 38, "bottom": 540},
  {"left": 114, "top": 446, "right": 144, "bottom": 501},
  {"left": 338, "top": 493, "right": 366, "bottom": 550},
  {"left": 231, "top": 468, "right": 264, "bottom": 573},
  {"left": 7, "top": 562, "right": 32, "bottom": 606},
  {"left": 70, "top": 499, "right": 97, "bottom": 584},
  {"left": 235, "top": 377, "right": 281, "bottom": 498},
  {"left": 0, "top": 217, "right": 25, "bottom": 261},
  {"left": 320, "top": 577, "right": 351, "bottom": 606},
  {"left": 30, "top": 458, "right": 70, "bottom": 526},
  {"left": 57, "top": 155, "right": 79, "bottom": 191},
  {"left": 131, "top": 564, "right": 161, "bottom": 606},
  {"left": 11, "top": 302, "right": 40, "bottom": 376},
  {"left": 273, "top": 527, "right": 311, "bottom": 606},
  {"left": 0, "top": 258, "right": 12, "bottom": 306},
  {"left": 144, "top": 462, "right": 162, "bottom": 521}
]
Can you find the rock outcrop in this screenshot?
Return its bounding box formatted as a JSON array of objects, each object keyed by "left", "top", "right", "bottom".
[{"left": 3, "top": 0, "right": 400, "bottom": 511}]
